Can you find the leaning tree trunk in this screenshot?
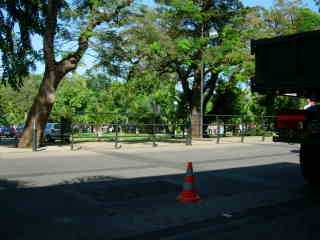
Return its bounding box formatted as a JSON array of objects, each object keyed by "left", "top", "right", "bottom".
[
  {"left": 18, "top": 70, "right": 61, "bottom": 148},
  {"left": 18, "top": 0, "right": 62, "bottom": 148}
]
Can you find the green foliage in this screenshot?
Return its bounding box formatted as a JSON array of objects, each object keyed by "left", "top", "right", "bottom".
[
  {"left": 295, "top": 8, "right": 320, "bottom": 32},
  {"left": 0, "top": 1, "right": 44, "bottom": 89},
  {"left": 0, "top": 75, "right": 41, "bottom": 125},
  {"left": 274, "top": 96, "right": 305, "bottom": 111},
  {"left": 51, "top": 75, "right": 93, "bottom": 121},
  {"left": 176, "top": 38, "right": 193, "bottom": 52},
  {"left": 47, "top": 69, "right": 178, "bottom": 127},
  {"left": 124, "top": 70, "right": 177, "bottom": 125}
]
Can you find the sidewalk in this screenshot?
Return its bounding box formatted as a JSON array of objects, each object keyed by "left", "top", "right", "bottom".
[
  {"left": 0, "top": 136, "right": 272, "bottom": 155},
  {"left": 76, "top": 136, "right": 273, "bottom": 153}
]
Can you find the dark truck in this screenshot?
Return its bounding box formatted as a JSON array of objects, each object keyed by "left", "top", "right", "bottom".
[{"left": 251, "top": 30, "right": 320, "bottom": 184}]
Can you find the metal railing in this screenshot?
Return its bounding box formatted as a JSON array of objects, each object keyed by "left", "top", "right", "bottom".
[
  {"left": 70, "top": 122, "right": 192, "bottom": 149},
  {"left": 1, "top": 112, "right": 276, "bottom": 150},
  {"left": 201, "top": 114, "right": 275, "bottom": 143},
  {"left": 68, "top": 113, "right": 275, "bottom": 150}
]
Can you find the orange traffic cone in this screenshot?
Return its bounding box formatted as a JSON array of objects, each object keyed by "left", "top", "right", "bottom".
[{"left": 177, "top": 162, "right": 201, "bottom": 203}]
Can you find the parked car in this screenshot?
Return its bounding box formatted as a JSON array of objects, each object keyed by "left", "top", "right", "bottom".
[
  {"left": 44, "top": 123, "right": 70, "bottom": 143},
  {"left": 15, "top": 125, "right": 25, "bottom": 138},
  {"left": 44, "top": 123, "right": 61, "bottom": 142},
  {"left": 0, "top": 126, "right": 5, "bottom": 136},
  {"left": 3, "top": 126, "right": 16, "bottom": 138}
]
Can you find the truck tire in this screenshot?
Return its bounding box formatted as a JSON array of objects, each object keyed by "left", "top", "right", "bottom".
[{"left": 300, "top": 143, "right": 320, "bottom": 184}]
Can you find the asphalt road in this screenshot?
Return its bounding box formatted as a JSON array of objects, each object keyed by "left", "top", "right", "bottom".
[
  {"left": 2, "top": 141, "right": 319, "bottom": 240},
  {"left": 0, "top": 141, "right": 300, "bottom": 186}
]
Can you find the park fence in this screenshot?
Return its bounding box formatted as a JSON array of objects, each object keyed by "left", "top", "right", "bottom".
[
  {"left": 70, "top": 122, "right": 189, "bottom": 150},
  {"left": 0, "top": 112, "right": 276, "bottom": 151},
  {"left": 66, "top": 113, "right": 275, "bottom": 151},
  {"left": 202, "top": 114, "right": 275, "bottom": 143}
]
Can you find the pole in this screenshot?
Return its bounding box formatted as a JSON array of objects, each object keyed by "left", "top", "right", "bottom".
[
  {"left": 115, "top": 120, "right": 121, "bottom": 149},
  {"left": 186, "top": 117, "right": 192, "bottom": 146},
  {"left": 152, "top": 122, "right": 157, "bottom": 147},
  {"left": 185, "top": 122, "right": 188, "bottom": 145},
  {"left": 70, "top": 122, "right": 74, "bottom": 151},
  {"left": 261, "top": 115, "right": 265, "bottom": 142},
  {"left": 32, "top": 119, "right": 37, "bottom": 152},
  {"left": 216, "top": 116, "right": 220, "bottom": 144},
  {"left": 241, "top": 116, "right": 245, "bottom": 143},
  {"left": 152, "top": 100, "right": 158, "bottom": 147},
  {"left": 200, "top": 64, "right": 203, "bottom": 139},
  {"left": 200, "top": 24, "right": 204, "bottom": 139}
]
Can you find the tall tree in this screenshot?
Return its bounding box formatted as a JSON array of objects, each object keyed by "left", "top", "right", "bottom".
[
  {"left": 0, "top": 0, "right": 132, "bottom": 147},
  {"left": 97, "top": 0, "right": 244, "bottom": 137},
  {"left": 155, "top": 0, "right": 244, "bottom": 137}
]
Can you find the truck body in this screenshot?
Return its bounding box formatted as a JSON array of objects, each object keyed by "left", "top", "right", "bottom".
[
  {"left": 251, "top": 30, "right": 320, "bottom": 184},
  {"left": 251, "top": 30, "right": 320, "bottom": 98}
]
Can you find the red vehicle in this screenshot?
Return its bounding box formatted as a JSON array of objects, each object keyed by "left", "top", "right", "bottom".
[{"left": 251, "top": 30, "right": 320, "bottom": 184}]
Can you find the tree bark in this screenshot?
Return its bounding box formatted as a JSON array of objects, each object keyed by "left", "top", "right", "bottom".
[
  {"left": 18, "top": 0, "right": 60, "bottom": 148},
  {"left": 18, "top": 69, "right": 61, "bottom": 147},
  {"left": 191, "top": 107, "right": 201, "bottom": 138},
  {"left": 18, "top": 55, "right": 85, "bottom": 148},
  {"left": 191, "top": 67, "right": 202, "bottom": 138},
  {"left": 203, "top": 72, "right": 218, "bottom": 109}
]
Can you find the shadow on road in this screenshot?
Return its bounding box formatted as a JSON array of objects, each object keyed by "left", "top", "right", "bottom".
[{"left": 1, "top": 162, "right": 319, "bottom": 240}]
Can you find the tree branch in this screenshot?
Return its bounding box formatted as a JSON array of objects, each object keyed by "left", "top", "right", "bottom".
[
  {"left": 177, "top": 66, "right": 192, "bottom": 104},
  {"left": 56, "top": 0, "right": 132, "bottom": 77},
  {"left": 43, "top": 0, "right": 60, "bottom": 69},
  {"left": 203, "top": 71, "right": 218, "bottom": 108}
]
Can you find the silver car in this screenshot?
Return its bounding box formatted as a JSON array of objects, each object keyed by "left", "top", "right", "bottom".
[{"left": 44, "top": 123, "right": 62, "bottom": 142}]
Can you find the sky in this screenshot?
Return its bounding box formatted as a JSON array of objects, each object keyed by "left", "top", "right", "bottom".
[
  {"left": 141, "top": 0, "right": 317, "bottom": 9},
  {"left": 33, "top": 0, "right": 318, "bottom": 75},
  {"left": 244, "top": 0, "right": 317, "bottom": 9},
  {"left": 245, "top": 0, "right": 316, "bottom": 9}
]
